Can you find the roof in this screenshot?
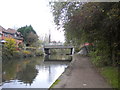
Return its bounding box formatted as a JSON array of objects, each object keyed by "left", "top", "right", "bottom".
[
  {"left": 0, "top": 26, "right": 17, "bottom": 34},
  {"left": 7, "top": 28, "right": 17, "bottom": 34},
  {"left": 0, "top": 26, "right": 6, "bottom": 32},
  {"left": 0, "top": 26, "right": 22, "bottom": 38}
]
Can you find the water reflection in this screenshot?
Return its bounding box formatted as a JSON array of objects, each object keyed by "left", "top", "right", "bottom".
[
  {"left": 1, "top": 55, "right": 71, "bottom": 88},
  {"left": 17, "top": 64, "right": 38, "bottom": 85},
  {"left": 44, "top": 55, "right": 72, "bottom": 61}
]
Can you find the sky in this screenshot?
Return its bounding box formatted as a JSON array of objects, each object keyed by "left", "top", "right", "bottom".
[{"left": 0, "top": 0, "right": 65, "bottom": 42}]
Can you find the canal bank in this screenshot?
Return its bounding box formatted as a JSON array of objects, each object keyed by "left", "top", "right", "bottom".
[{"left": 51, "top": 54, "right": 112, "bottom": 88}]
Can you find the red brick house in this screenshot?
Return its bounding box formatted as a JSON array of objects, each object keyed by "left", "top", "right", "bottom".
[{"left": 0, "top": 26, "right": 23, "bottom": 47}]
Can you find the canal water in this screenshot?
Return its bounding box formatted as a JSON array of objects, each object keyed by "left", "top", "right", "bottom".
[{"left": 1, "top": 55, "right": 72, "bottom": 88}]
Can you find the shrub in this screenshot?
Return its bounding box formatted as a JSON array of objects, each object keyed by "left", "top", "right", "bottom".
[
  {"left": 35, "top": 49, "right": 43, "bottom": 56},
  {"left": 13, "top": 51, "right": 23, "bottom": 59},
  {"left": 2, "top": 38, "right": 17, "bottom": 60},
  {"left": 22, "top": 50, "right": 31, "bottom": 54},
  {"left": 4, "top": 38, "right": 16, "bottom": 54},
  {"left": 18, "top": 43, "right": 24, "bottom": 49},
  {"left": 22, "top": 50, "right": 34, "bottom": 57},
  {"left": 89, "top": 49, "right": 110, "bottom": 67}
]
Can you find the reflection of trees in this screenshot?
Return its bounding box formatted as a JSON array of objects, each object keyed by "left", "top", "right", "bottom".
[
  {"left": 17, "top": 64, "right": 38, "bottom": 85},
  {"left": 50, "top": 49, "right": 71, "bottom": 55},
  {"left": 2, "top": 60, "right": 17, "bottom": 82},
  {"left": 2, "top": 58, "right": 40, "bottom": 85},
  {"left": 2, "top": 60, "right": 31, "bottom": 82}
]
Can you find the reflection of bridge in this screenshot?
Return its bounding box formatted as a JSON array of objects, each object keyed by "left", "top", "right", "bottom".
[
  {"left": 44, "top": 55, "right": 72, "bottom": 62},
  {"left": 43, "top": 45, "right": 74, "bottom": 55}
]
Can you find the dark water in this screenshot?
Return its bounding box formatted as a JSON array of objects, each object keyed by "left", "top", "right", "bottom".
[{"left": 1, "top": 55, "right": 71, "bottom": 88}]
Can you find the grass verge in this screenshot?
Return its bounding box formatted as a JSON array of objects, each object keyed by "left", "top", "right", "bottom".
[
  {"left": 49, "top": 79, "right": 60, "bottom": 88},
  {"left": 99, "top": 66, "right": 118, "bottom": 88}
]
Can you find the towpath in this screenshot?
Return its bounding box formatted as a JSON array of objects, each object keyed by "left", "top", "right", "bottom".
[{"left": 53, "top": 55, "right": 112, "bottom": 88}]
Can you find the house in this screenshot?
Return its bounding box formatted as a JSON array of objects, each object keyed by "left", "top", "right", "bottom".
[{"left": 0, "top": 26, "right": 23, "bottom": 47}]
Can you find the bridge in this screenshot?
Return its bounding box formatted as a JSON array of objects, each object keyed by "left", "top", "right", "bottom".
[
  {"left": 44, "top": 45, "right": 73, "bottom": 49},
  {"left": 43, "top": 45, "right": 74, "bottom": 55}
]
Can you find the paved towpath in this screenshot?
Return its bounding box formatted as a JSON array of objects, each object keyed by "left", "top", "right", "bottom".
[{"left": 53, "top": 55, "right": 112, "bottom": 88}]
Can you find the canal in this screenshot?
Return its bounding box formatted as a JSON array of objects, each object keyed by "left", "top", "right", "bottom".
[{"left": 1, "top": 55, "right": 72, "bottom": 88}]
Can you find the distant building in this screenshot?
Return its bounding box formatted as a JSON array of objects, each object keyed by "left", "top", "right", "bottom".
[{"left": 0, "top": 26, "right": 23, "bottom": 47}]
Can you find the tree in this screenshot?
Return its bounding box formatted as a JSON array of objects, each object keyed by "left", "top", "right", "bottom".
[
  {"left": 17, "top": 25, "right": 38, "bottom": 46},
  {"left": 26, "top": 32, "right": 38, "bottom": 46},
  {"left": 50, "top": 2, "right": 120, "bottom": 66},
  {"left": 3, "top": 38, "right": 16, "bottom": 59},
  {"left": 4, "top": 38, "right": 16, "bottom": 53}
]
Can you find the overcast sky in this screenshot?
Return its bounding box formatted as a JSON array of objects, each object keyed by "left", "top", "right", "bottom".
[{"left": 0, "top": 0, "right": 65, "bottom": 42}]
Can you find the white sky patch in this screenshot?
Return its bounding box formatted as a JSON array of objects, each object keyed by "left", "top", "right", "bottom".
[
  {"left": 50, "top": 0, "right": 119, "bottom": 2},
  {"left": 0, "top": 0, "right": 65, "bottom": 42}
]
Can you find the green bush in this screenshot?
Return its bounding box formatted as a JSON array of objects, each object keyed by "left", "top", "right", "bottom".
[
  {"left": 22, "top": 50, "right": 34, "bottom": 57},
  {"left": 13, "top": 51, "right": 23, "bottom": 59},
  {"left": 89, "top": 50, "right": 109, "bottom": 67},
  {"left": 35, "top": 49, "right": 43, "bottom": 56},
  {"left": 22, "top": 50, "right": 31, "bottom": 54},
  {"left": 2, "top": 44, "right": 43, "bottom": 60}
]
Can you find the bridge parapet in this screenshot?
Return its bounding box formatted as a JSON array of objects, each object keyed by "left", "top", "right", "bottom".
[
  {"left": 44, "top": 45, "right": 74, "bottom": 49},
  {"left": 43, "top": 45, "right": 74, "bottom": 55}
]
